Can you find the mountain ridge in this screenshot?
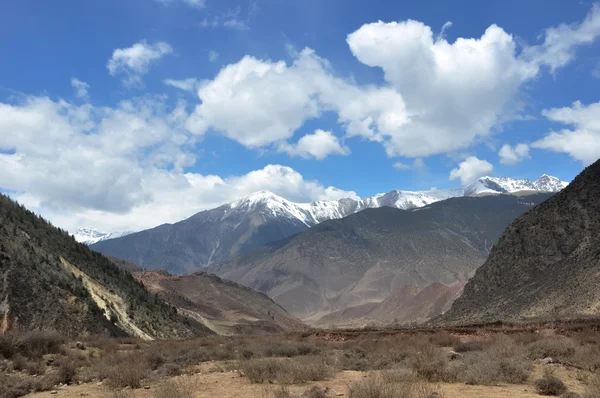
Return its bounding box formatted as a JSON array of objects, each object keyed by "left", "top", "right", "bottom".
[
  {"left": 90, "top": 175, "right": 568, "bottom": 273},
  {"left": 208, "top": 193, "right": 554, "bottom": 322}
]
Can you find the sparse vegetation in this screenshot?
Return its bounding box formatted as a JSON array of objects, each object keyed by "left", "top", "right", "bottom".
[
  {"left": 534, "top": 372, "right": 568, "bottom": 396},
  {"left": 1, "top": 325, "right": 600, "bottom": 397}
]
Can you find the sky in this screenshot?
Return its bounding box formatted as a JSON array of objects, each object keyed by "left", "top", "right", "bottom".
[{"left": 1, "top": 0, "right": 600, "bottom": 233}]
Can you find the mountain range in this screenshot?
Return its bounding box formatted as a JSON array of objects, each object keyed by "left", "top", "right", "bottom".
[
  {"left": 90, "top": 174, "right": 568, "bottom": 274},
  {"left": 208, "top": 193, "right": 553, "bottom": 322},
  {"left": 442, "top": 160, "right": 600, "bottom": 325}
]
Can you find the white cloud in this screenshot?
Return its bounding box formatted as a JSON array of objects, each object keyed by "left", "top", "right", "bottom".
[
  {"left": 209, "top": 50, "right": 219, "bottom": 62},
  {"left": 499, "top": 143, "right": 530, "bottom": 165},
  {"left": 393, "top": 158, "right": 425, "bottom": 170},
  {"left": 0, "top": 95, "right": 356, "bottom": 232},
  {"left": 164, "top": 78, "right": 199, "bottom": 93},
  {"left": 532, "top": 100, "right": 600, "bottom": 165},
  {"left": 346, "top": 20, "right": 539, "bottom": 158},
  {"left": 107, "top": 41, "right": 173, "bottom": 87},
  {"left": 185, "top": 6, "right": 599, "bottom": 160},
  {"left": 185, "top": 49, "right": 407, "bottom": 149},
  {"left": 449, "top": 156, "right": 494, "bottom": 185},
  {"left": 155, "top": 0, "right": 205, "bottom": 8},
  {"left": 278, "top": 129, "right": 349, "bottom": 160},
  {"left": 71, "top": 77, "right": 89, "bottom": 99},
  {"left": 523, "top": 4, "right": 600, "bottom": 72}
]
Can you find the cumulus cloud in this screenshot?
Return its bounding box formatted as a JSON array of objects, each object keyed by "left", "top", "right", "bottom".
[
  {"left": 449, "top": 156, "right": 494, "bottom": 185},
  {"left": 0, "top": 95, "right": 356, "bottom": 232},
  {"left": 71, "top": 77, "right": 89, "bottom": 99},
  {"left": 532, "top": 100, "right": 600, "bottom": 165},
  {"left": 499, "top": 143, "right": 530, "bottom": 165},
  {"left": 346, "top": 20, "right": 538, "bottom": 158},
  {"left": 107, "top": 41, "right": 173, "bottom": 87},
  {"left": 523, "top": 4, "right": 600, "bottom": 72},
  {"left": 185, "top": 49, "right": 407, "bottom": 149},
  {"left": 164, "top": 78, "right": 199, "bottom": 93},
  {"left": 278, "top": 129, "right": 350, "bottom": 160},
  {"left": 184, "top": 6, "right": 599, "bottom": 160}
]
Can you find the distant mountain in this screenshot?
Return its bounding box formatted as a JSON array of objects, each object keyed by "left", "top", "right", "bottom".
[
  {"left": 74, "top": 227, "right": 133, "bottom": 245},
  {"left": 91, "top": 175, "right": 568, "bottom": 274},
  {"left": 0, "top": 194, "right": 211, "bottom": 338},
  {"left": 208, "top": 193, "right": 553, "bottom": 322},
  {"left": 134, "top": 270, "right": 306, "bottom": 335},
  {"left": 441, "top": 160, "right": 600, "bottom": 325},
  {"left": 314, "top": 282, "right": 465, "bottom": 328}
]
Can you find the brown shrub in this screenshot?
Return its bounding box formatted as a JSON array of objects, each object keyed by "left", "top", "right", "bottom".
[
  {"left": 101, "top": 354, "right": 149, "bottom": 389},
  {"left": 408, "top": 341, "right": 452, "bottom": 382},
  {"left": 0, "top": 374, "right": 34, "bottom": 398},
  {"left": 527, "top": 337, "right": 577, "bottom": 360},
  {"left": 534, "top": 375, "right": 568, "bottom": 396},
  {"left": 348, "top": 372, "right": 440, "bottom": 398},
  {"left": 57, "top": 359, "right": 77, "bottom": 385},
  {"left": 153, "top": 376, "right": 199, "bottom": 398},
  {"left": 241, "top": 356, "right": 332, "bottom": 384},
  {"left": 15, "top": 330, "right": 65, "bottom": 359}
]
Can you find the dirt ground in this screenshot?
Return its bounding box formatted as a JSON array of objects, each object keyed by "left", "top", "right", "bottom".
[{"left": 26, "top": 363, "right": 589, "bottom": 398}]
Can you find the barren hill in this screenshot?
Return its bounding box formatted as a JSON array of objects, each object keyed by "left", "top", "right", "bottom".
[
  {"left": 135, "top": 270, "right": 306, "bottom": 335},
  {"left": 442, "top": 160, "right": 600, "bottom": 324}
]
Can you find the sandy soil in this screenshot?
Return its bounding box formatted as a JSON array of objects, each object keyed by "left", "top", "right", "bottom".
[{"left": 26, "top": 363, "right": 590, "bottom": 398}]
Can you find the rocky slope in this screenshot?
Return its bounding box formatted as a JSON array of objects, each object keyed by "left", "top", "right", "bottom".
[
  {"left": 442, "top": 160, "right": 600, "bottom": 325},
  {"left": 134, "top": 270, "right": 305, "bottom": 335},
  {"left": 0, "top": 194, "right": 210, "bottom": 339},
  {"left": 91, "top": 175, "right": 567, "bottom": 274},
  {"left": 208, "top": 193, "right": 553, "bottom": 322}
]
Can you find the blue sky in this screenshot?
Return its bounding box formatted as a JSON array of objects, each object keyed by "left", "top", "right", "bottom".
[{"left": 1, "top": 0, "right": 599, "bottom": 232}]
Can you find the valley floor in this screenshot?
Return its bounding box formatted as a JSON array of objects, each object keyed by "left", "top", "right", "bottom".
[
  {"left": 3, "top": 322, "right": 600, "bottom": 398},
  {"left": 25, "top": 364, "right": 591, "bottom": 398}
]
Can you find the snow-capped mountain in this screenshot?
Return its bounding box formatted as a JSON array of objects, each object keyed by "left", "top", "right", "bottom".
[
  {"left": 73, "top": 227, "right": 133, "bottom": 245},
  {"left": 90, "top": 174, "right": 568, "bottom": 272},
  {"left": 464, "top": 175, "right": 569, "bottom": 196}
]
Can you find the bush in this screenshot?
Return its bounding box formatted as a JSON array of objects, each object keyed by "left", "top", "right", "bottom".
[
  {"left": 240, "top": 357, "right": 332, "bottom": 384},
  {"left": 153, "top": 376, "right": 199, "bottom": 398},
  {"left": 409, "top": 342, "right": 452, "bottom": 382},
  {"left": 302, "top": 386, "right": 328, "bottom": 398},
  {"left": 534, "top": 375, "right": 567, "bottom": 396},
  {"left": 102, "top": 356, "right": 149, "bottom": 389},
  {"left": 527, "top": 338, "right": 577, "bottom": 361},
  {"left": 57, "top": 360, "right": 77, "bottom": 385},
  {"left": 15, "top": 330, "right": 65, "bottom": 359},
  {"left": 348, "top": 372, "right": 439, "bottom": 398}
]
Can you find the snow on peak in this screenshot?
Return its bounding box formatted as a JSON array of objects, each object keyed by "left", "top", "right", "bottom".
[{"left": 73, "top": 227, "right": 133, "bottom": 245}]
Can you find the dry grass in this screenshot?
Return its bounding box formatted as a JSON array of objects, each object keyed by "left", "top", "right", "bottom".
[
  {"left": 348, "top": 371, "right": 442, "bottom": 398},
  {"left": 152, "top": 376, "right": 200, "bottom": 398},
  {"left": 240, "top": 356, "right": 332, "bottom": 384}
]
